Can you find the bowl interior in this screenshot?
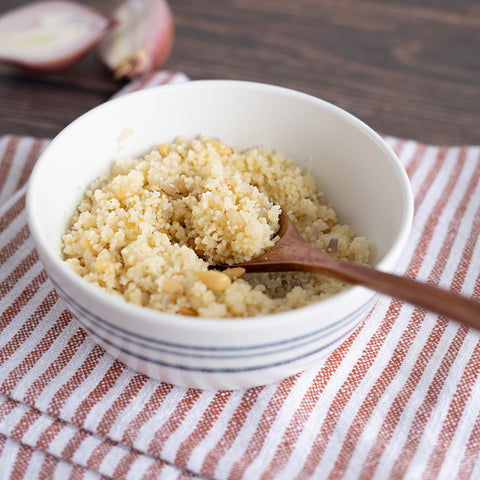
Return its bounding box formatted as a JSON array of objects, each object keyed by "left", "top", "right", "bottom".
[{"left": 28, "top": 80, "right": 412, "bottom": 289}]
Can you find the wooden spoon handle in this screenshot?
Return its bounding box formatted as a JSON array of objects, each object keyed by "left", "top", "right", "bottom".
[
  {"left": 306, "top": 253, "right": 480, "bottom": 329},
  {"left": 236, "top": 212, "right": 480, "bottom": 327}
]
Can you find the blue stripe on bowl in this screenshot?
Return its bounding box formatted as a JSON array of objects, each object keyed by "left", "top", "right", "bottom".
[
  {"left": 54, "top": 281, "right": 372, "bottom": 372},
  {"left": 70, "top": 301, "right": 361, "bottom": 361},
  {"left": 53, "top": 279, "right": 374, "bottom": 357},
  {"left": 75, "top": 311, "right": 359, "bottom": 373}
]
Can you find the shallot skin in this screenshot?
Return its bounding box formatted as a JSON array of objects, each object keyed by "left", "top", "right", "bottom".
[
  {"left": 0, "top": 1, "right": 114, "bottom": 72},
  {"left": 98, "top": 0, "right": 175, "bottom": 79}
]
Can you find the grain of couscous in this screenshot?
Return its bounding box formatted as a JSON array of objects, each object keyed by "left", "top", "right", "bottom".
[{"left": 62, "top": 137, "right": 370, "bottom": 318}]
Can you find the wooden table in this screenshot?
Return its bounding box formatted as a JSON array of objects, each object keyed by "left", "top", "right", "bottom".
[{"left": 0, "top": 0, "right": 479, "bottom": 145}]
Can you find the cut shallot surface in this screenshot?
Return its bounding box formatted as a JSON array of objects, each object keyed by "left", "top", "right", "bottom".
[
  {"left": 99, "top": 0, "right": 174, "bottom": 79},
  {"left": 0, "top": 1, "right": 114, "bottom": 71}
]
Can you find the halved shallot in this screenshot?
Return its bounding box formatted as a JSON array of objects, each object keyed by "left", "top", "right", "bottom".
[
  {"left": 0, "top": 1, "right": 114, "bottom": 71},
  {"left": 98, "top": 0, "right": 174, "bottom": 79}
]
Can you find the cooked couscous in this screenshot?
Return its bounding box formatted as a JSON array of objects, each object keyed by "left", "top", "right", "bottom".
[{"left": 62, "top": 137, "right": 370, "bottom": 318}]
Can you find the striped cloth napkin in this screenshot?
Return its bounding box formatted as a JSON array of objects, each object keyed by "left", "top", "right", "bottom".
[{"left": 1, "top": 71, "right": 480, "bottom": 480}]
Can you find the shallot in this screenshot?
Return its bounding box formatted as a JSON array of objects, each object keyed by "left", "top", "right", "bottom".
[
  {"left": 0, "top": 1, "right": 114, "bottom": 71},
  {"left": 327, "top": 237, "right": 339, "bottom": 255},
  {"left": 98, "top": 0, "right": 174, "bottom": 79}
]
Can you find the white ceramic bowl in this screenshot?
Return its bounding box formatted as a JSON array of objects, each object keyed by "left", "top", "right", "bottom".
[{"left": 27, "top": 80, "right": 413, "bottom": 390}]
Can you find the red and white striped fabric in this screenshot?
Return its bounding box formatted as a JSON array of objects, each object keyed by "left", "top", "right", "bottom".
[{"left": 1, "top": 72, "right": 480, "bottom": 479}]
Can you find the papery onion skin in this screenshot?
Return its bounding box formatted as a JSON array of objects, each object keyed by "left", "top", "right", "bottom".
[
  {"left": 0, "top": 1, "right": 114, "bottom": 72},
  {"left": 98, "top": 0, "right": 175, "bottom": 80}
]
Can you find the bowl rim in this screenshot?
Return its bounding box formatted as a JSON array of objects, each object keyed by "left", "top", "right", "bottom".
[{"left": 26, "top": 79, "right": 414, "bottom": 332}]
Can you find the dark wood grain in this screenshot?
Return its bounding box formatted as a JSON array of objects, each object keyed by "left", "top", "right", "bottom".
[{"left": 0, "top": 0, "right": 479, "bottom": 144}]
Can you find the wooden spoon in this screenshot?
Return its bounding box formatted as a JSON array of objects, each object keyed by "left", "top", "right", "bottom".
[{"left": 226, "top": 211, "right": 480, "bottom": 329}]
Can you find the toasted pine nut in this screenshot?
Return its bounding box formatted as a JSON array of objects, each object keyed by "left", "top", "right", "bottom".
[
  {"left": 94, "top": 257, "right": 114, "bottom": 273},
  {"left": 224, "top": 267, "right": 246, "bottom": 280},
  {"left": 225, "top": 208, "right": 246, "bottom": 229},
  {"left": 204, "top": 139, "right": 233, "bottom": 155},
  {"left": 245, "top": 192, "right": 261, "bottom": 204},
  {"left": 125, "top": 219, "right": 141, "bottom": 233},
  {"left": 158, "top": 144, "right": 171, "bottom": 156},
  {"left": 160, "top": 182, "right": 177, "bottom": 196},
  {"left": 175, "top": 177, "right": 189, "bottom": 195},
  {"left": 188, "top": 237, "right": 205, "bottom": 256},
  {"left": 326, "top": 218, "right": 336, "bottom": 228},
  {"left": 114, "top": 187, "right": 130, "bottom": 201},
  {"left": 80, "top": 237, "right": 95, "bottom": 252},
  {"left": 178, "top": 306, "right": 197, "bottom": 316},
  {"left": 160, "top": 277, "right": 185, "bottom": 294},
  {"left": 197, "top": 270, "right": 231, "bottom": 291}
]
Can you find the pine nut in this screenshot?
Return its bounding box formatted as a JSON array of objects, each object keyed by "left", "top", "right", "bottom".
[
  {"left": 114, "top": 187, "right": 131, "bottom": 201},
  {"left": 178, "top": 306, "right": 197, "bottom": 316},
  {"left": 160, "top": 182, "right": 177, "bottom": 196},
  {"left": 204, "top": 139, "right": 233, "bottom": 155},
  {"left": 225, "top": 208, "right": 246, "bottom": 229},
  {"left": 224, "top": 267, "right": 246, "bottom": 280},
  {"left": 245, "top": 192, "right": 261, "bottom": 204},
  {"left": 160, "top": 276, "right": 184, "bottom": 294},
  {"left": 174, "top": 177, "right": 189, "bottom": 195},
  {"left": 325, "top": 218, "right": 336, "bottom": 228},
  {"left": 188, "top": 237, "right": 205, "bottom": 256},
  {"left": 94, "top": 257, "right": 114, "bottom": 273},
  {"left": 80, "top": 237, "right": 95, "bottom": 252},
  {"left": 158, "top": 144, "right": 171, "bottom": 156},
  {"left": 197, "top": 270, "right": 231, "bottom": 291}
]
